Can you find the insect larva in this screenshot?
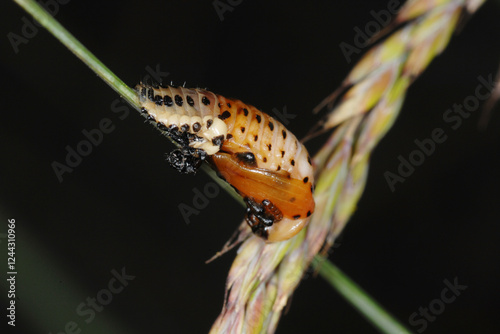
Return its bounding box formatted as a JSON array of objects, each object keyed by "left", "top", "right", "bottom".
[{"left": 136, "top": 83, "right": 315, "bottom": 242}]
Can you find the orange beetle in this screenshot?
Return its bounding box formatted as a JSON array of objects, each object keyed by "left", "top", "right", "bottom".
[{"left": 136, "top": 84, "right": 315, "bottom": 242}]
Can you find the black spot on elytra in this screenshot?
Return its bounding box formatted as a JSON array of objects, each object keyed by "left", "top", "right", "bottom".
[
  {"left": 219, "top": 110, "right": 231, "bottom": 120},
  {"left": 202, "top": 97, "right": 210, "bottom": 105},
  {"left": 186, "top": 95, "right": 194, "bottom": 106},
  {"left": 268, "top": 122, "right": 274, "bottom": 131},
  {"left": 293, "top": 214, "right": 301, "bottom": 219},
  {"left": 175, "top": 95, "right": 183, "bottom": 106},
  {"left": 236, "top": 152, "right": 256, "bottom": 167},
  {"left": 243, "top": 108, "right": 249, "bottom": 116},
  {"left": 303, "top": 177, "right": 309, "bottom": 183},
  {"left": 164, "top": 95, "right": 173, "bottom": 107},
  {"left": 256, "top": 114, "right": 262, "bottom": 123}
]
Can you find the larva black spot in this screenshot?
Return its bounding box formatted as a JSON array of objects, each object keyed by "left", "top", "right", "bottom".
[
  {"left": 164, "top": 95, "right": 173, "bottom": 107},
  {"left": 147, "top": 115, "right": 156, "bottom": 122},
  {"left": 308, "top": 156, "right": 312, "bottom": 165},
  {"left": 236, "top": 152, "right": 256, "bottom": 167},
  {"left": 219, "top": 110, "right": 231, "bottom": 120},
  {"left": 281, "top": 151, "right": 285, "bottom": 158},
  {"left": 207, "top": 119, "right": 213, "bottom": 128},
  {"left": 192, "top": 122, "right": 201, "bottom": 132},
  {"left": 269, "top": 122, "right": 274, "bottom": 131},
  {"left": 263, "top": 157, "right": 267, "bottom": 162},
  {"left": 202, "top": 96, "right": 210, "bottom": 106},
  {"left": 291, "top": 159, "right": 295, "bottom": 166},
  {"left": 227, "top": 134, "right": 233, "bottom": 139},
  {"left": 310, "top": 185, "right": 314, "bottom": 193},
  {"left": 290, "top": 197, "right": 296, "bottom": 202},
  {"left": 293, "top": 214, "right": 301, "bottom": 219},
  {"left": 241, "top": 127, "right": 246, "bottom": 133},
  {"left": 175, "top": 95, "right": 183, "bottom": 106},
  {"left": 140, "top": 107, "right": 148, "bottom": 114},
  {"left": 157, "top": 122, "right": 168, "bottom": 131},
  {"left": 154, "top": 95, "right": 163, "bottom": 106},
  {"left": 307, "top": 211, "right": 312, "bottom": 217},
  {"left": 140, "top": 87, "right": 146, "bottom": 97},
  {"left": 256, "top": 114, "right": 262, "bottom": 123},
  {"left": 277, "top": 165, "right": 281, "bottom": 171},
  {"left": 282, "top": 130, "right": 287, "bottom": 139},
  {"left": 227, "top": 102, "right": 231, "bottom": 108},
  {"left": 267, "top": 144, "right": 272, "bottom": 151},
  {"left": 218, "top": 102, "right": 222, "bottom": 108},
  {"left": 186, "top": 95, "right": 194, "bottom": 106},
  {"left": 254, "top": 135, "right": 258, "bottom": 141},
  {"left": 243, "top": 108, "right": 249, "bottom": 116},
  {"left": 212, "top": 135, "right": 224, "bottom": 146},
  {"left": 181, "top": 124, "right": 190, "bottom": 132},
  {"left": 303, "top": 177, "right": 309, "bottom": 183},
  {"left": 147, "top": 89, "right": 154, "bottom": 101}
]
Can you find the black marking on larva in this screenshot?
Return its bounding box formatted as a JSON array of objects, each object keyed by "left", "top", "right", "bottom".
[
  {"left": 267, "top": 144, "right": 272, "bottom": 151},
  {"left": 218, "top": 102, "right": 222, "bottom": 108},
  {"left": 282, "top": 130, "right": 287, "bottom": 139},
  {"left": 169, "top": 124, "right": 179, "bottom": 132},
  {"left": 219, "top": 110, "right": 231, "bottom": 120},
  {"left": 307, "top": 211, "right": 312, "bottom": 217},
  {"left": 181, "top": 124, "right": 190, "bottom": 132},
  {"left": 243, "top": 108, "right": 249, "bottom": 116},
  {"left": 227, "top": 102, "right": 231, "bottom": 108},
  {"left": 281, "top": 151, "right": 285, "bottom": 158},
  {"left": 293, "top": 215, "right": 301, "bottom": 219},
  {"left": 140, "top": 107, "right": 148, "bottom": 114},
  {"left": 303, "top": 177, "right": 309, "bottom": 183},
  {"left": 290, "top": 197, "right": 296, "bottom": 202},
  {"left": 186, "top": 95, "right": 194, "bottom": 106},
  {"left": 277, "top": 165, "right": 281, "bottom": 171},
  {"left": 236, "top": 152, "right": 256, "bottom": 167},
  {"left": 154, "top": 95, "right": 163, "bottom": 106},
  {"left": 147, "top": 115, "right": 156, "bottom": 122},
  {"left": 147, "top": 89, "right": 154, "bottom": 101},
  {"left": 291, "top": 159, "right": 295, "bottom": 166},
  {"left": 157, "top": 122, "right": 168, "bottom": 131},
  {"left": 308, "top": 156, "right": 312, "bottom": 165},
  {"left": 202, "top": 97, "right": 210, "bottom": 106},
  {"left": 164, "top": 95, "right": 173, "bottom": 107},
  {"left": 192, "top": 122, "right": 201, "bottom": 132},
  {"left": 140, "top": 87, "right": 146, "bottom": 98},
  {"left": 207, "top": 119, "right": 213, "bottom": 128},
  {"left": 175, "top": 95, "right": 183, "bottom": 106},
  {"left": 263, "top": 157, "right": 267, "bottom": 163},
  {"left": 212, "top": 135, "right": 224, "bottom": 147},
  {"left": 254, "top": 135, "right": 258, "bottom": 142},
  {"left": 310, "top": 185, "right": 314, "bottom": 193},
  {"left": 268, "top": 122, "right": 274, "bottom": 131},
  {"left": 256, "top": 114, "right": 262, "bottom": 123},
  {"left": 241, "top": 127, "right": 245, "bottom": 133},
  {"left": 227, "top": 134, "right": 233, "bottom": 139}
]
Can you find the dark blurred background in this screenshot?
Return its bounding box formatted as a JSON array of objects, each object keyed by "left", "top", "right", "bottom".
[{"left": 1, "top": 0, "right": 499, "bottom": 333}]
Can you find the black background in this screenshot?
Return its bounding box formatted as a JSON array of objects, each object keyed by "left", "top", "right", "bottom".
[{"left": 1, "top": 0, "right": 500, "bottom": 333}]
